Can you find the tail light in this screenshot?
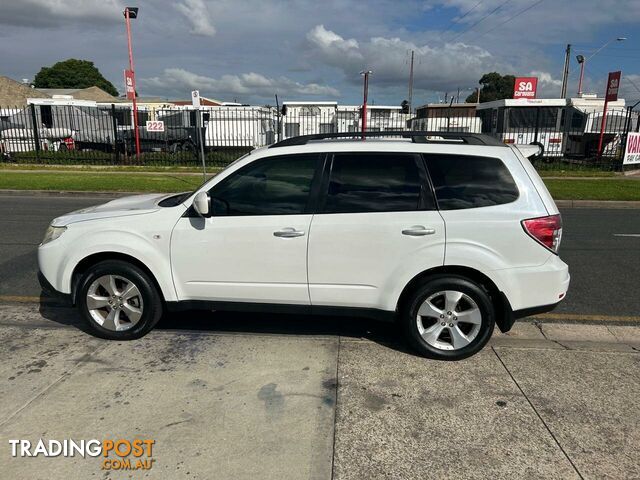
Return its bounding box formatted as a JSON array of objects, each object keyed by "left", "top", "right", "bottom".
[
  {"left": 522, "top": 214, "right": 562, "bottom": 254},
  {"left": 503, "top": 138, "right": 515, "bottom": 144},
  {"left": 549, "top": 138, "right": 562, "bottom": 144}
]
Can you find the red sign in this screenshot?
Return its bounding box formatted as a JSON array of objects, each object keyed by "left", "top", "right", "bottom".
[
  {"left": 605, "top": 71, "right": 621, "bottom": 102},
  {"left": 124, "top": 69, "right": 135, "bottom": 100},
  {"left": 513, "top": 77, "right": 538, "bottom": 99}
]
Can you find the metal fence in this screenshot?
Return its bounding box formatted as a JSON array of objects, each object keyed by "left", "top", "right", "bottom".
[{"left": 1, "top": 103, "right": 638, "bottom": 170}]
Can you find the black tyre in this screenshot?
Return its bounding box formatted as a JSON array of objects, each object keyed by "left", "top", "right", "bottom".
[
  {"left": 401, "top": 275, "right": 495, "bottom": 360},
  {"left": 76, "top": 260, "right": 163, "bottom": 340}
]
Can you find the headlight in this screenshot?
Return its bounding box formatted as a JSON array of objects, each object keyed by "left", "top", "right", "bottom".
[{"left": 41, "top": 225, "right": 67, "bottom": 245}]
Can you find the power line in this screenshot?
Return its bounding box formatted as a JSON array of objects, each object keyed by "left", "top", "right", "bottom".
[
  {"left": 442, "top": 0, "right": 483, "bottom": 35},
  {"left": 450, "top": 0, "right": 512, "bottom": 41},
  {"left": 475, "top": 0, "right": 545, "bottom": 39}
]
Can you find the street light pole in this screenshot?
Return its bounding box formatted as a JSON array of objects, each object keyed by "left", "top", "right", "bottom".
[
  {"left": 560, "top": 43, "right": 571, "bottom": 98},
  {"left": 576, "top": 37, "right": 626, "bottom": 96},
  {"left": 124, "top": 7, "right": 141, "bottom": 158},
  {"left": 360, "top": 70, "right": 372, "bottom": 140},
  {"left": 576, "top": 55, "right": 585, "bottom": 96}
]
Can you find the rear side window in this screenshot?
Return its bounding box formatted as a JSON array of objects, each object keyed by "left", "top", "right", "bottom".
[
  {"left": 425, "top": 154, "right": 519, "bottom": 210},
  {"left": 322, "top": 153, "right": 432, "bottom": 213}
]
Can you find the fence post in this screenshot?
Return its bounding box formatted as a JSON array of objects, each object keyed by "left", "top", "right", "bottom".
[
  {"left": 110, "top": 104, "right": 120, "bottom": 164},
  {"left": 29, "top": 103, "right": 41, "bottom": 162},
  {"left": 196, "top": 109, "right": 206, "bottom": 182},
  {"left": 533, "top": 107, "right": 540, "bottom": 145}
]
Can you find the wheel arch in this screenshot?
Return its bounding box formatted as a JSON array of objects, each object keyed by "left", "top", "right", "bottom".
[
  {"left": 71, "top": 252, "right": 167, "bottom": 306},
  {"left": 396, "top": 265, "right": 514, "bottom": 333}
]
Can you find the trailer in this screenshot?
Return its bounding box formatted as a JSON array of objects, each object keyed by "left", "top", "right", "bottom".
[
  {"left": 563, "top": 95, "right": 635, "bottom": 158},
  {"left": 476, "top": 98, "right": 566, "bottom": 157},
  {"left": 280, "top": 102, "right": 338, "bottom": 139},
  {"left": 410, "top": 103, "right": 482, "bottom": 133}
]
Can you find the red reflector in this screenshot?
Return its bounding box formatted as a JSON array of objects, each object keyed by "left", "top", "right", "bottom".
[
  {"left": 549, "top": 138, "right": 562, "bottom": 143},
  {"left": 522, "top": 214, "right": 562, "bottom": 253}
]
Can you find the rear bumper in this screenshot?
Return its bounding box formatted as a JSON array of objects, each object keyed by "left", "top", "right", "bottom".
[
  {"left": 38, "top": 270, "right": 73, "bottom": 306},
  {"left": 495, "top": 255, "right": 570, "bottom": 313}
]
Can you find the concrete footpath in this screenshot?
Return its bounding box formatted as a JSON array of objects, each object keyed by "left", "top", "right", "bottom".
[{"left": 0, "top": 303, "right": 639, "bottom": 479}]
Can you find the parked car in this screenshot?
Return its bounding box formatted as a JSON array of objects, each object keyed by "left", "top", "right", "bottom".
[{"left": 38, "top": 132, "right": 569, "bottom": 360}]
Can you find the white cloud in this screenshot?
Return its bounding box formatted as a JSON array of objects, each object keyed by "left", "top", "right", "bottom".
[
  {"left": 529, "top": 71, "right": 563, "bottom": 98},
  {"left": 306, "top": 25, "right": 363, "bottom": 67},
  {"left": 305, "top": 25, "right": 501, "bottom": 93},
  {"left": 0, "top": 0, "right": 123, "bottom": 27},
  {"left": 175, "top": 0, "right": 216, "bottom": 37},
  {"left": 139, "top": 68, "right": 340, "bottom": 101}
]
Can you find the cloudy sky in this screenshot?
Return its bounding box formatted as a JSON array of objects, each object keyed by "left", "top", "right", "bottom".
[{"left": 1, "top": 0, "right": 639, "bottom": 105}]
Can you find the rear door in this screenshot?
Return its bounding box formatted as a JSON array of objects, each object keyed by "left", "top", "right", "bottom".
[{"left": 307, "top": 152, "right": 445, "bottom": 310}]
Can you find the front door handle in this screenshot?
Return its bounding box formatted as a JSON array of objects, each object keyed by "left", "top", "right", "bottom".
[
  {"left": 402, "top": 226, "right": 436, "bottom": 236},
  {"left": 274, "top": 228, "right": 305, "bottom": 238}
]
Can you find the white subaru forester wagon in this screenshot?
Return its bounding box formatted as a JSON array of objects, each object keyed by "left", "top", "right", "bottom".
[{"left": 38, "top": 132, "right": 569, "bottom": 360}]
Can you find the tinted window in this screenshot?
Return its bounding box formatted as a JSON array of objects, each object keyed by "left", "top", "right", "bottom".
[
  {"left": 508, "top": 107, "right": 559, "bottom": 129},
  {"left": 209, "top": 154, "right": 318, "bottom": 215},
  {"left": 426, "top": 154, "right": 518, "bottom": 210},
  {"left": 323, "top": 153, "right": 430, "bottom": 213}
]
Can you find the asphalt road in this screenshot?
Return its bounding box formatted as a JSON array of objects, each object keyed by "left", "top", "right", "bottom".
[{"left": 1, "top": 193, "right": 639, "bottom": 317}]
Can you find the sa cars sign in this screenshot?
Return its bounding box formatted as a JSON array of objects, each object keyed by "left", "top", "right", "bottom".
[
  {"left": 606, "top": 71, "right": 621, "bottom": 102},
  {"left": 623, "top": 132, "right": 640, "bottom": 165},
  {"left": 513, "top": 77, "right": 538, "bottom": 99},
  {"left": 124, "top": 69, "right": 135, "bottom": 100}
]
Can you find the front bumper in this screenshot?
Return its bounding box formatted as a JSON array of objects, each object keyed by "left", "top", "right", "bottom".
[{"left": 38, "top": 271, "right": 73, "bottom": 306}]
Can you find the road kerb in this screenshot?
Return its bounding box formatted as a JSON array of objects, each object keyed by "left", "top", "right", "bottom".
[{"left": 530, "top": 313, "right": 640, "bottom": 325}]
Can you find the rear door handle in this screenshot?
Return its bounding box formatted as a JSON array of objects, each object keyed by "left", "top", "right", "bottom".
[
  {"left": 402, "top": 226, "right": 436, "bottom": 236},
  {"left": 274, "top": 228, "right": 305, "bottom": 238}
]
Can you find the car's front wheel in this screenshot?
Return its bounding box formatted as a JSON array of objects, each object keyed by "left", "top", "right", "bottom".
[
  {"left": 401, "top": 275, "right": 495, "bottom": 360},
  {"left": 76, "top": 260, "right": 163, "bottom": 340}
]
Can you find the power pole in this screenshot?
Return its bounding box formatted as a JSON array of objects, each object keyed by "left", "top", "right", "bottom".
[
  {"left": 560, "top": 43, "right": 571, "bottom": 98},
  {"left": 407, "top": 50, "right": 414, "bottom": 113},
  {"left": 360, "top": 70, "right": 372, "bottom": 140}
]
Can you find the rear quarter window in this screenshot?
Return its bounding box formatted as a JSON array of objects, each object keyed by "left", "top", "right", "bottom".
[{"left": 425, "top": 154, "right": 519, "bottom": 210}]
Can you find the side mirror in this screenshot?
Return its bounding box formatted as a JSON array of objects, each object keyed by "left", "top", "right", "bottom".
[{"left": 193, "top": 191, "right": 210, "bottom": 217}]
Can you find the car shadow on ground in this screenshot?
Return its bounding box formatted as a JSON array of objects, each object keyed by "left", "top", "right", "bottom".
[{"left": 37, "top": 294, "right": 414, "bottom": 355}]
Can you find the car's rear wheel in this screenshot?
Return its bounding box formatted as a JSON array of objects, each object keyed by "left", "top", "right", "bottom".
[
  {"left": 76, "top": 260, "right": 163, "bottom": 340},
  {"left": 401, "top": 275, "right": 495, "bottom": 360}
]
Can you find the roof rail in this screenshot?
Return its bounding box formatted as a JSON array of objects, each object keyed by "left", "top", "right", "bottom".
[{"left": 269, "top": 130, "right": 506, "bottom": 148}]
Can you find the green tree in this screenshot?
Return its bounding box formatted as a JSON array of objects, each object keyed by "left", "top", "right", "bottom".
[
  {"left": 465, "top": 72, "right": 515, "bottom": 103},
  {"left": 33, "top": 59, "right": 119, "bottom": 97}
]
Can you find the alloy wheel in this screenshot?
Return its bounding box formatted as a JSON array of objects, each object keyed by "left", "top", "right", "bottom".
[
  {"left": 86, "top": 274, "right": 144, "bottom": 332},
  {"left": 416, "top": 290, "right": 482, "bottom": 351}
]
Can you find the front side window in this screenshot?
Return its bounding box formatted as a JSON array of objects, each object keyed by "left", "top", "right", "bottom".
[
  {"left": 426, "top": 154, "right": 519, "bottom": 210},
  {"left": 209, "top": 154, "right": 319, "bottom": 215},
  {"left": 322, "top": 153, "right": 431, "bottom": 213}
]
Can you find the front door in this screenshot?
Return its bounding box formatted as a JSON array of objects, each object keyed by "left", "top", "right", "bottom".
[{"left": 171, "top": 153, "right": 322, "bottom": 305}]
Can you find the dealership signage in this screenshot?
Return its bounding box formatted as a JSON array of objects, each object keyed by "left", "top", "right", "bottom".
[
  {"left": 605, "top": 71, "right": 621, "bottom": 102},
  {"left": 145, "top": 120, "right": 165, "bottom": 133},
  {"left": 192, "top": 90, "right": 201, "bottom": 107},
  {"left": 597, "top": 71, "right": 622, "bottom": 157},
  {"left": 623, "top": 132, "right": 640, "bottom": 165},
  {"left": 124, "top": 70, "right": 135, "bottom": 100},
  {"left": 513, "top": 77, "right": 538, "bottom": 99}
]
